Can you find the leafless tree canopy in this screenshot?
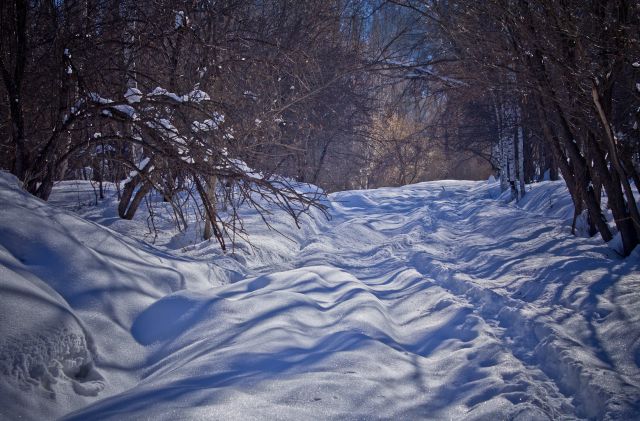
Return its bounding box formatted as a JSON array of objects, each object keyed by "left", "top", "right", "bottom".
[{"left": 2, "top": 0, "right": 640, "bottom": 255}]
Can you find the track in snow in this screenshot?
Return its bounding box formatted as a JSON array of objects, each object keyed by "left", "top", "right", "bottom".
[{"left": 285, "top": 181, "right": 639, "bottom": 420}]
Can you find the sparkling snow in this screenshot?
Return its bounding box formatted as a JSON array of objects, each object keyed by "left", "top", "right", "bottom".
[{"left": 1, "top": 173, "right": 639, "bottom": 420}]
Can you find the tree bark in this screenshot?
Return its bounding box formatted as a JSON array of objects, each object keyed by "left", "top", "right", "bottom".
[
  {"left": 1, "top": 0, "right": 28, "bottom": 181},
  {"left": 203, "top": 174, "right": 218, "bottom": 241}
]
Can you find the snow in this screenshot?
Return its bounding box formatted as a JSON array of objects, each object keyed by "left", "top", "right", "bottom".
[
  {"left": 148, "top": 87, "right": 185, "bottom": 103},
  {"left": 187, "top": 89, "right": 210, "bottom": 103},
  {"left": 191, "top": 117, "right": 221, "bottom": 132},
  {"left": 124, "top": 87, "right": 142, "bottom": 104},
  {"left": 1, "top": 172, "right": 640, "bottom": 420},
  {"left": 148, "top": 87, "right": 211, "bottom": 103},
  {"left": 175, "top": 11, "right": 185, "bottom": 29},
  {"left": 88, "top": 92, "right": 113, "bottom": 105},
  {"left": 112, "top": 104, "right": 138, "bottom": 119}
]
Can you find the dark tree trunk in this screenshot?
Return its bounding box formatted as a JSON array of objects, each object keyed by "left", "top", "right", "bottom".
[
  {"left": 1, "top": 0, "right": 29, "bottom": 181},
  {"left": 118, "top": 159, "right": 154, "bottom": 219},
  {"left": 123, "top": 181, "right": 152, "bottom": 220}
]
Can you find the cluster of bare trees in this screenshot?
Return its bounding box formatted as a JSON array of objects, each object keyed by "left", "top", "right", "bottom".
[
  {"left": 389, "top": 0, "right": 640, "bottom": 255},
  {"left": 1, "top": 0, "right": 379, "bottom": 249},
  {"left": 363, "top": 86, "right": 492, "bottom": 188},
  {"left": 4, "top": 1, "right": 639, "bottom": 255},
  {"left": 354, "top": 1, "right": 495, "bottom": 189}
]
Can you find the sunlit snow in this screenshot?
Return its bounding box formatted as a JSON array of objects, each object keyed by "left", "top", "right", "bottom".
[{"left": 1, "top": 172, "right": 639, "bottom": 420}]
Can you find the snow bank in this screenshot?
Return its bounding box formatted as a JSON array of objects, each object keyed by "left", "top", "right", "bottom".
[
  {"left": 510, "top": 180, "right": 575, "bottom": 221},
  {"left": 0, "top": 172, "right": 222, "bottom": 419},
  {"left": 47, "top": 178, "right": 330, "bottom": 272},
  {"left": 502, "top": 179, "right": 640, "bottom": 253},
  {"left": 0, "top": 248, "right": 104, "bottom": 420}
]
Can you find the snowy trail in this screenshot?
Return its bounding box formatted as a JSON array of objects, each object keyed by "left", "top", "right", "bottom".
[
  {"left": 2, "top": 174, "right": 640, "bottom": 420},
  {"left": 60, "top": 181, "right": 639, "bottom": 420},
  {"left": 303, "top": 182, "right": 639, "bottom": 419},
  {"left": 287, "top": 182, "right": 580, "bottom": 419}
]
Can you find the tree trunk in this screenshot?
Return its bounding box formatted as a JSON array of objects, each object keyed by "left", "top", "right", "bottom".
[
  {"left": 514, "top": 116, "right": 525, "bottom": 200},
  {"left": 1, "top": 0, "right": 28, "bottom": 181},
  {"left": 123, "top": 181, "right": 152, "bottom": 220},
  {"left": 194, "top": 175, "right": 225, "bottom": 251},
  {"left": 203, "top": 174, "right": 218, "bottom": 241},
  {"left": 592, "top": 83, "right": 640, "bottom": 251},
  {"left": 118, "top": 159, "right": 153, "bottom": 219}
]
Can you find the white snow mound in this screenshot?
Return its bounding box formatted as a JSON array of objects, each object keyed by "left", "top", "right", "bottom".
[{"left": 0, "top": 172, "right": 219, "bottom": 420}]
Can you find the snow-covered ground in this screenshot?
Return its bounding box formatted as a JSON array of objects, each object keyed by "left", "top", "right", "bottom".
[{"left": 1, "top": 172, "right": 639, "bottom": 420}]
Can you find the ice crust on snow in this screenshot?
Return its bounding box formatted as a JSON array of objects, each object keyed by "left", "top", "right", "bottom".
[{"left": 1, "top": 172, "right": 640, "bottom": 420}]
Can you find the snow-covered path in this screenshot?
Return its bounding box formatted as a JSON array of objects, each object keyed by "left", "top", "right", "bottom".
[
  {"left": 2, "top": 174, "right": 639, "bottom": 420},
  {"left": 62, "top": 181, "right": 639, "bottom": 420},
  {"left": 288, "top": 181, "right": 639, "bottom": 420}
]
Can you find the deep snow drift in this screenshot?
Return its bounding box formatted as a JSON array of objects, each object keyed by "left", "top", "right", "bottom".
[{"left": 1, "top": 172, "right": 639, "bottom": 420}]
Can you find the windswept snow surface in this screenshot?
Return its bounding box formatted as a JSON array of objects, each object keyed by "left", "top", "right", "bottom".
[{"left": 1, "top": 173, "right": 640, "bottom": 420}]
